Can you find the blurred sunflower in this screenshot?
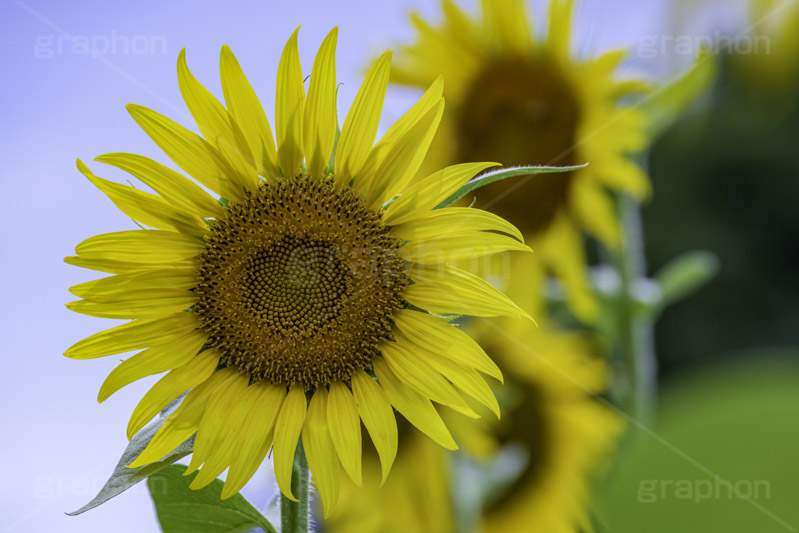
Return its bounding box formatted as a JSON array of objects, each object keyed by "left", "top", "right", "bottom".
[
  {"left": 733, "top": 0, "right": 799, "bottom": 103},
  {"left": 327, "top": 417, "right": 455, "bottom": 533},
  {"left": 329, "top": 254, "right": 622, "bottom": 532},
  {"left": 392, "top": 0, "right": 651, "bottom": 322},
  {"left": 64, "top": 27, "right": 533, "bottom": 516}
]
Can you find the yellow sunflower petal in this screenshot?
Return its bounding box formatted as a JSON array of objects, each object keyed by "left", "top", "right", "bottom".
[
  {"left": 612, "top": 79, "right": 651, "bottom": 98},
  {"left": 537, "top": 213, "right": 599, "bottom": 323},
  {"left": 76, "top": 159, "right": 206, "bottom": 235},
  {"left": 75, "top": 230, "right": 202, "bottom": 264},
  {"left": 390, "top": 206, "right": 522, "bottom": 242},
  {"left": 177, "top": 48, "right": 258, "bottom": 192},
  {"left": 595, "top": 156, "right": 651, "bottom": 199},
  {"left": 481, "top": 0, "right": 531, "bottom": 54},
  {"left": 183, "top": 371, "right": 245, "bottom": 475},
  {"left": 128, "top": 368, "right": 235, "bottom": 467},
  {"left": 442, "top": 0, "right": 482, "bottom": 51},
  {"left": 275, "top": 27, "right": 306, "bottom": 177},
  {"left": 220, "top": 45, "right": 279, "bottom": 179},
  {"left": 381, "top": 162, "right": 498, "bottom": 226},
  {"left": 66, "top": 255, "right": 195, "bottom": 275},
  {"left": 352, "top": 75, "right": 444, "bottom": 195},
  {"left": 327, "top": 381, "right": 363, "bottom": 487},
  {"left": 372, "top": 358, "right": 458, "bottom": 450},
  {"left": 351, "top": 370, "right": 397, "bottom": 486},
  {"left": 366, "top": 98, "right": 445, "bottom": 207},
  {"left": 549, "top": 0, "right": 576, "bottom": 62},
  {"left": 273, "top": 384, "right": 307, "bottom": 501},
  {"left": 380, "top": 340, "right": 477, "bottom": 418},
  {"left": 401, "top": 284, "right": 474, "bottom": 318},
  {"left": 417, "top": 347, "right": 500, "bottom": 418},
  {"left": 188, "top": 373, "right": 260, "bottom": 487},
  {"left": 64, "top": 312, "right": 199, "bottom": 359},
  {"left": 335, "top": 50, "right": 392, "bottom": 185},
  {"left": 302, "top": 388, "right": 341, "bottom": 517},
  {"left": 66, "top": 290, "right": 195, "bottom": 320},
  {"left": 404, "top": 263, "right": 531, "bottom": 319},
  {"left": 127, "top": 347, "right": 220, "bottom": 439},
  {"left": 398, "top": 231, "right": 530, "bottom": 265},
  {"left": 95, "top": 152, "right": 223, "bottom": 218},
  {"left": 98, "top": 329, "right": 208, "bottom": 402},
  {"left": 392, "top": 309, "right": 502, "bottom": 382},
  {"left": 222, "top": 383, "right": 287, "bottom": 499},
  {"left": 394, "top": 11, "right": 480, "bottom": 93},
  {"left": 69, "top": 269, "right": 195, "bottom": 300},
  {"left": 571, "top": 178, "right": 622, "bottom": 247},
  {"left": 126, "top": 104, "right": 245, "bottom": 202},
  {"left": 303, "top": 27, "right": 338, "bottom": 177},
  {"left": 376, "top": 75, "right": 444, "bottom": 151}
]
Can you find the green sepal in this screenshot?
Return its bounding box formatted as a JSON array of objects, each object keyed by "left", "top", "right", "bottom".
[
  {"left": 67, "top": 396, "right": 194, "bottom": 516},
  {"left": 435, "top": 164, "right": 588, "bottom": 209}
]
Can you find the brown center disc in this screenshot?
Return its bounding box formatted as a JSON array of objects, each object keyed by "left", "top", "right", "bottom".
[
  {"left": 195, "top": 176, "right": 407, "bottom": 389},
  {"left": 455, "top": 55, "right": 581, "bottom": 236}
]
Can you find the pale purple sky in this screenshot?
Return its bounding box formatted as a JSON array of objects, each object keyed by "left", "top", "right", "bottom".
[{"left": 0, "top": 0, "right": 749, "bottom": 531}]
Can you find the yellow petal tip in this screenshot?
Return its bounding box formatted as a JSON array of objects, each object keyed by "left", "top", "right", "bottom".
[
  {"left": 280, "top": 489, "right": 299, "bottom": 503},
  {"left": 126, "top": 457, "right": 145, "bottom": 468},
  {"left": 189, "top": 477, "right": 211, "bottom": 491}
]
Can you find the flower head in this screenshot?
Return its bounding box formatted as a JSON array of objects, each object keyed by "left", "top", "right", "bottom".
[
  {"left": 65, "top": 27, "right": 530, "bottom": 516},
  {"left": 392, "top": 0, "right": 652, "bottom": 322}
]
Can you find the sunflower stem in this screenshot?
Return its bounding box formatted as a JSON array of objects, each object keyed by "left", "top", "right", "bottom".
[
  {"left": 614, "top": 194, "right": 658, "bottom": 425},
  {"left": 281, "top": 441, "right": 310, "bottom": 533}
]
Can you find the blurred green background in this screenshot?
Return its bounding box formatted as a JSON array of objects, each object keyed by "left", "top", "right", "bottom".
[
  {"left": 599, "top": 36, "right": 799, "bottom": 531},
  {"left": 643, "top": 52, "right": 799, "bottom": 376},
  {"left": 599, "top": 355, "right": 799, "bottom": 532}
]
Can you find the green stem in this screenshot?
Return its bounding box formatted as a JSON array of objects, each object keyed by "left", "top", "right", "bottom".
[
  {"left": 281, "top": 441, "right": 310, "bottom": 533},
  {"left": 614, "top": 194, "right": 658, "bottom": 425}
]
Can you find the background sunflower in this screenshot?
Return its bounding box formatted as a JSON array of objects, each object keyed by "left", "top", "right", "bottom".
[{"left": 390, "top": 0, "right": 651, "bottom": 323}]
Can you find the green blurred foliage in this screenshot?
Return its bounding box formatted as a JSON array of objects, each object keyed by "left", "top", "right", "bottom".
[
  {"left": 643, "top": 54, "right": 799, "bottom": 374},
  {"left": 598, "top": 356, "right": 799, "bottom": 532}
]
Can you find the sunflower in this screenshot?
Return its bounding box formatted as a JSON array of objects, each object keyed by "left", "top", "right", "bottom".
[
  {"left": 64, "top": 27, "right": 532, "bottom": 517},
  {"left": 476, "top": 323, "right": 623, "bottom": 533},
  {"left": 391, "top": 0, "right": 651, "bottom": 322},
  {"left": 328, "top": 254, "right": 622, "bottom": 533},
  {"left": 469, "top": 253, "right": 623, "bottom": 533}
]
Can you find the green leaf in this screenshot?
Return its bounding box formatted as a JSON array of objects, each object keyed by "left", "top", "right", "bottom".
[
  {"left": 654, "top": 250, "right": 719, "bottom": 310},
  {"left": 148, "top": 465, "right": 278, "bottom": 533},
  {"left": 435, "top": 164, "right": 588, "bottom": 209},
  {"left": 67, "top": 396, "right": 194, "bottom": 515},
  {"left": 642, "top": 47, "right": 716, "bottom": 142}
]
